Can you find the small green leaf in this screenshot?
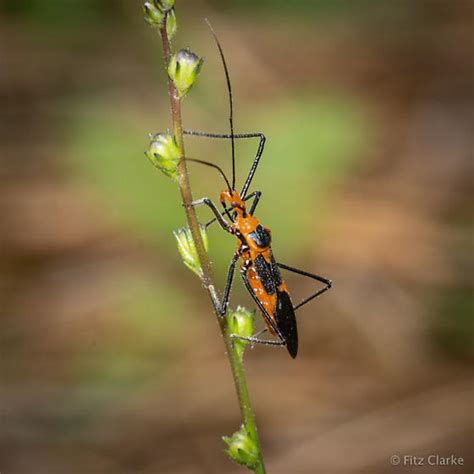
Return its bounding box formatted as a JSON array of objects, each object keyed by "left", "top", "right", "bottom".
[{"left": 174, "top": 225, "right": 209, "bottom": 277}]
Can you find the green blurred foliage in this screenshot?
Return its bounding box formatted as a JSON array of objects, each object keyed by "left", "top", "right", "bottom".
[
  {"left": 69, "top": 100, "right": 183, "bottom": 247},
  {"left": 1, "top": 0, "right": 117, "bottom": 25},
  {"left": 244, "top": 95, "right": 369, "bottom": 253},
  {"left": 433, "top": 289, "right": 474, "bottom": 362},
  {"left": 72, "top": 272, "right": 195, "bottom": 399}
]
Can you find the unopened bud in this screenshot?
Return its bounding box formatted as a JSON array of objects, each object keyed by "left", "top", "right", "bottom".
[
  {"left": 227, "top": 307, "right": 254, "bottom": 361},
  {"left": 168, "top": 48, "right": 203, "bottom": 98},
  {"left": 156, "top": 0, "right": 175, "bottom": 11},
  {"left": 174, "top": 225, "right": 209, "bottom": 277},
  {"left": 223, "top": 424, "right": 259, "bottom": 470},
  {"left": 145, "top": 132, "right": 181, "bottom": 180},
  {"left": 143, "top": 2, "right": 164, "bottom": 27}
]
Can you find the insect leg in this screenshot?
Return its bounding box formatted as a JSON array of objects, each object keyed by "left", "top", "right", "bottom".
[
  {"left": 222, "top": 206, "right": 233, "bottom": 222},
  {"left": 190, "top": 198, "right": 233, "bottom": 233},
  {"left": 244, "top": 190, "right": 262, "bottom": 215},
  {"left": 240, "top": 136, "right": 265, "bottom": 198},
  {"left": 231, "top": 334, "right": 285, "bottom": 347},
  {"left": 182, "top": 130, "right": 266, "bottom": 199},
  {"left": 217, "top": 252, "right": 239, "bottom": 317},
  {"left": 230, "top": 327, "right": 284, "bottom": 346},
  {"left": 277, "top": 263, "right": 332, "bottom": 310}
]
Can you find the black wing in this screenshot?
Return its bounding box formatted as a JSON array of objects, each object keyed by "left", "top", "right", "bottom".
[{"left": 275, "top": 289, "right": 298, "bottom": 358}]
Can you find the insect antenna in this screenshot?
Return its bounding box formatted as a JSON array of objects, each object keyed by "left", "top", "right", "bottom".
[
  {"left": 205, "top": 18, "right": 236, "bottom": 191},
  {"left": 185, "top": 157, "right": 232, "bottom": 193}
]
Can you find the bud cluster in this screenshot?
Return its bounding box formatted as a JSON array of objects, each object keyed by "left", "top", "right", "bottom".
[{"left": 143, "top": 1, "right": 177, "bottom": 39}]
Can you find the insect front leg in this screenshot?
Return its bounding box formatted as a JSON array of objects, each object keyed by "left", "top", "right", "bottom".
[
  {"left": 183, "top": 129, "right": 266, "bottom": 199},
  {"left": 242, "top": 190, "right": 262, "bottom": 216},
  {"left": 277, "top": 263, "right": 332, "bottom": 310},
  {"left": 189, "top": 197, "right": 233, "bottom": 233},
  {"left": 217, "top": 252, "right": 239, "bottom": 317}
]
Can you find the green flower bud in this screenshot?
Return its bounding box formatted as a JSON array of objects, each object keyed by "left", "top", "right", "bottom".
[
  {"left": 173, "top": 225, "right": 209, "bottom": 277},
  {"left": 145, "top": 132, "right": 181, "bottom": 181},
  {"left": 156, "top": 0, "right": 175, "bottom": 12},
  {"left": 165, "top": 8, "right": 177, "bottom": 40},
  {"left": 168, "top": 48, "right": 204, "bottom": 98},
  {"left": 227, "top": 307, "right": 254, "bottom": 361},
  {"left": 143, "top": 2, "right": 164, "bottom": 27},
  {"left": 223, "top": 424, "right": 259, "bottom": 470}
]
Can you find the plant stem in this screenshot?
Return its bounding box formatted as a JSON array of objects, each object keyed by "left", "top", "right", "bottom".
[
  {"left": 159, "top": 20, "right": 214, "bottom": 299},
  {"left": 228, "top": 327, "right": 267, "bottom": 473},
  {"left": 159, "top": 15, "right": 266, "bottom": 473}
]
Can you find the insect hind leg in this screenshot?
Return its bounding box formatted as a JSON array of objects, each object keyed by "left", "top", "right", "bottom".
[
  {"left": 231, "top": 333, "right": 285, "bottom": 347},
  {"left": 277, "top": 263, "right": 332, "bottom": 311}
]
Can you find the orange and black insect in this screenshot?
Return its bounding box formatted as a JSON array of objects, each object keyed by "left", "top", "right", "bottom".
[{"left": 185, "top": 21, "right": 332, "bottom": 358}]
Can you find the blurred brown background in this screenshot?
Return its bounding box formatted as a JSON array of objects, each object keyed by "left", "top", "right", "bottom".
[{"left": 1, "top": 1, "right": 473, "bottom": 473}]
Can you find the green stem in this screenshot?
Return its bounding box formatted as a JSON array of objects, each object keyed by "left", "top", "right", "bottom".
[
  {"left": 159, "top": 13, "right": 266, "bottom": 473},
  {"left": 226, "top": 324, "right": 266, "bottom": 473}
]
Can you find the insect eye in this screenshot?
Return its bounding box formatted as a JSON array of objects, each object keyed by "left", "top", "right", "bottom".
[{"left": 230, "top": 202, "right": 237, "bottom": 208}]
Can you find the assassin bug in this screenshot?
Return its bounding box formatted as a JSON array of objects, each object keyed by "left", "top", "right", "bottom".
[{"left": 184, "top": 22, "right": 332, "bottom": 358}]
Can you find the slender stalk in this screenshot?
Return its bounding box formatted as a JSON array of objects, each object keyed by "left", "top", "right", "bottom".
[
  {"left": 228, "top": 325, "right": 266, "bottom": 474},
  {"left": 159, "top": 14, "right": 266, "bottom": 473},
  {"left": 159, "top": 21, "right": 214, "bottom": 297}
]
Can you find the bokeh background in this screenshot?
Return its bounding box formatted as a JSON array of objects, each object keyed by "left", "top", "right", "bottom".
[{"left": 1, "top": 1, "right": 473, "bottom": 473}]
